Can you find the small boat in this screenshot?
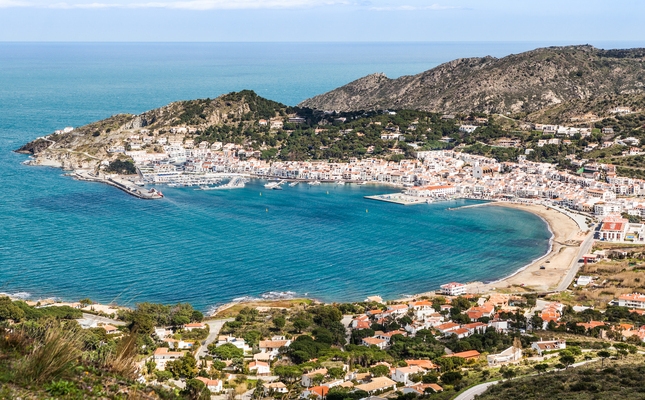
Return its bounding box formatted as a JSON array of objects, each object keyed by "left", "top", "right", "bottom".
[
  {"left": 355, "top": 181, "right": 366, "bottom": 185},
  {"left": 308, "top": 180, "right": 321, "bottom": 186},
  {"left": 289, "top": 181, "right": 299, "bottom": 187},
  {"left": 264, "top": 182, "right": 280, "bottom": 189},
  {"left": 336, "top": 181, "right": 345, "bottom": 185}
]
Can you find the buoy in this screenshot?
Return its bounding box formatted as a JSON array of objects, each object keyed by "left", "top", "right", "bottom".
[
  {"left": 265, "top": 208, "right": 268, "bottom": 212},
  {"left": 260, "top": 192, "right": 262, "bottom": 196},
  {"left": 326, "top": 191, "right": 329, "bottom": 194},
  {"left": 366, "top": 209, "right": 368, "bottom": 213}
]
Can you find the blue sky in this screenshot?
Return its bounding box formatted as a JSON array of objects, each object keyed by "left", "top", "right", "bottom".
[{"left": 0, "top": 0, "right": 644, "bottom": 42}]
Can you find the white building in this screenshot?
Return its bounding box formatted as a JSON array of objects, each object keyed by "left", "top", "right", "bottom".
[
  {"left": 531, "top": 339, "right": 566, "bottom": 356},
  {"left": 486, "top": 346, "right": 522, "bottom": 366},
  {"left": 616, "top": 293, "right": 645, "bottom": 309},
  {"left": 440, "top": 282, "right": 467, "bottom": 296},
  {"left": 391, "top": 366, "right": 425, "bottom": 385}
]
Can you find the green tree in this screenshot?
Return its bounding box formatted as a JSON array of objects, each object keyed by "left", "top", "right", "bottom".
[
  {"left": 559, "top": 351, "right": 576, "bottom": 367},
  {"left": 598, "top": 350, "right": 611, "bottom": 367},
  {"left": 0, "top": 297, "right": 26, "bottom": 322},
  {"left": 533, "top": 364, "right": 548, "bottom": 375},
  {"left": 167, "top": 353, "right": 198, "bottom": 379},
  {"left": 441, "top": 371, "right": 462, "bottom": 385},
  {"left": 369, "top": 365, "right": 390, "bottom": 377},
  {"left": 209, "top": 343, "right": 244, "bottom": 360},
  {"left": 184, "top": 378, "right": 211, "bottom": 400},
  {"left": 293, "top": 319, "right": 311, "bottom": 333},
  {"left": 273, "top": 315, "right": 286, "bottom": 330}
]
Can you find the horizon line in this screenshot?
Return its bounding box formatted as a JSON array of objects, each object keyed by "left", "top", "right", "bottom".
[{"left": 1, "top": 40, "right": 645, "bottom": 44}]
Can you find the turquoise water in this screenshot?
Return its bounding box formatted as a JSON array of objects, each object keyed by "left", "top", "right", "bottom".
[{"left": 0, "top": 42, "right": 573, "bottom": 310}]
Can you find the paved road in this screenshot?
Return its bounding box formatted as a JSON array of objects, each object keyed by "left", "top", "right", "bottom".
[
  {"left": 556, "top": 230, "right": 595, "bottom": 291},
  {"left": 196, "top": 318, "right": 233, "bottom": 358},
  {"left": 79, "top": 312, "right": 126, "bottom": 326},
  {"left": 454, "top": 381, "right": 499, "bottom": 400}
]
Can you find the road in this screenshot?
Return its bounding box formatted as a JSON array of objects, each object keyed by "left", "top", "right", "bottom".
[
  {"left": 556, "top": 230, "right": 595, "bottom": 291},
  {"left": 196, "top": 318, "right": 233, "bottom": 358},
  {"left": 453, "top": 358, "right": 598, "bottom": 400},
  {"left": 453, "top": 381, "right": 499, "bottom": 400}
]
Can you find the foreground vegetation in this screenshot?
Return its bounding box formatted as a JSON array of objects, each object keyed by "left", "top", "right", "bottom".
[{"left": 477, "top": 357, "right": 645, "bottom": 400}]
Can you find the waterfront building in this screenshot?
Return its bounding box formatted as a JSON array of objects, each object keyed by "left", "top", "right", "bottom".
[{"left": 440, "top": 282, "right": 467, "bottom": 296}]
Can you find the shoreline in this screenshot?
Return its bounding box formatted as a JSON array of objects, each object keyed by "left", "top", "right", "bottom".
[
  {"left": 3, "top": 199, "right": 590, "bottom": 312},
  {"left": 463, "top": 202, "right": 588, "bottom": 293},
  {"left": 396, "top": 201, "right": 590, "bottom": 301}
]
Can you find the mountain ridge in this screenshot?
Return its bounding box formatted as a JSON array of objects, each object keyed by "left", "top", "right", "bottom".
[{"left": 299, "top": 45, "right": 645, "bottom": 114}]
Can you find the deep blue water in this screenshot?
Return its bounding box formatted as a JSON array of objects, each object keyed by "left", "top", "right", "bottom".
[{"left": 0, "top": 42, "right": 580, "bottom": 310}]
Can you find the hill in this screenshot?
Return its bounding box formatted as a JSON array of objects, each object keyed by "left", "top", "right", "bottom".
[
  {"left": 477, "top": 358, "right": 645, "bottom": 400},
  {"left": 299, "top": 45, "right": 645, "bottom": 115}
]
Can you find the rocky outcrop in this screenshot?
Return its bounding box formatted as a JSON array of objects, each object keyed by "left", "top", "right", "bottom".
[
  {"left": 15, "top": 138, "right": 53, "bottom": 155},
  {"left": 299, "top": 45, "right": 645, "bottom": 114}
]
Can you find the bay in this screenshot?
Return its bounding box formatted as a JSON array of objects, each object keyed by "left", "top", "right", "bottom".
[{"left": 0, "top": 42, "right": 592, "bottom": 309}]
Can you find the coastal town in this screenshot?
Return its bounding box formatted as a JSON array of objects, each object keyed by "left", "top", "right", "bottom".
[
  {"left": 6, "top": 279, "right": 645, "bottom": 400},
  {"left": 10, "top": 88, "right": 645, "bottom": 398}
]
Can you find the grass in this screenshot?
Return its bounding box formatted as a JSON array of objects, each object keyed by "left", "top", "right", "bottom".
[
  {"left": 213, "top": 298, "right": 313, "bottom": 318},
  {"left": 14, "top": 322, "right": 84, "bottom": 385},
  {"left": 562, "top": 257, "right": 645, "bottom": 308}
]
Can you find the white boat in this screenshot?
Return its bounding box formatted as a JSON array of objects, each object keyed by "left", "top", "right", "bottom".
[
  {"left": 355, "top": 181, "right": 366, "bottom": 185},
  {"left": 308, "top": 180, "right": 321, "bottom": 186},
  {"left": 289, "top": 181, "right": 299, "bottom": 187},
  {"left": 336, "top": 181, "right": 345, "bottom": 185}
]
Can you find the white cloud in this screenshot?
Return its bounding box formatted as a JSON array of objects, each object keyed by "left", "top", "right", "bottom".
[
  {"left": 0, "top": 0, "right": 31, "bottom": 7},
  {"left": 14, "top": 0, "right": 352, "bottom": 9},
  {"left": 130, "top": 0, "right": 349, "bottom": 10},
  {"left": 370, "top": 3, "right": 462, "bottom": 11}
]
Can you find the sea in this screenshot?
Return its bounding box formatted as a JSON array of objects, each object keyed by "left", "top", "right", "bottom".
[{"left": 0, "top": 41, "right": 636, "bottom": 311}]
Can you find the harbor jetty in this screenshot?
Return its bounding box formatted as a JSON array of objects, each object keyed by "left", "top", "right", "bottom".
[{"left": 73, "top": 170, "right": 163, "bottom": 199}]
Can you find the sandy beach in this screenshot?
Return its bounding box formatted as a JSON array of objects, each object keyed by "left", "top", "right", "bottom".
[{"left": 465, "top": 202, "right": 590, "bottom": 293}]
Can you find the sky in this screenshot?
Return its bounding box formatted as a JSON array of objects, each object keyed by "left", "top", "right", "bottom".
[{"left": 0, "top": 0, "right": 644, "bottom": 42}]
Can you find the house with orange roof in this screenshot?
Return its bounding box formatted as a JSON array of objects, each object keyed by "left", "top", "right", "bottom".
[
  {"left": 386, "top": 304, "right": 409, "bottom": 316},
  {"left": 599, "top": 215, "right": 629, "bottom": 241},
  {"left": 351, "top": 314, "right": 370, "bottom": 328},
  {"left": 449, "top": 328, "right": 471, "bottom": 339},
  {"left": 531, "top": 339, "right": 566, "bottom": 356},
  {"left": 301, "top": 386, "right": 329, "bottom": 399},
  {"left": 195, "top": 377, "right": 223, "bottom": 393},
  {"left": 249, "top": 361, "right": 271, "bottom": 376},
  {"left": 435, "top": 322, "right": 460, "bottom": 335},
  {"left": 259, "top": 339, "right": 291, "bottom": 359},
  {"left": 442, "top": 350, "right": 481, "bottom": 360},
  {"left": 616, "top": 293, "right": 645, "bottom": 309},
  {"left": 405, "top": 360, "right": 438, "bottom": 370},
  {"left": 264, "top": 382, "right": 288, "bottom": 395},
  {"left": 102, "top": 325, "right": 119, "bottom": 334},
  {"left": 362, "top": 337, "right": 388, "bottom": 350},
  {"left": 183, "top": 322, "right": 206, "bottom": 331},
  {"left": 576, "top": 321, "right": 606, "bottom": 331},
  {"left": 403, "top": 383, "right": 443, "bottom": 395}
]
